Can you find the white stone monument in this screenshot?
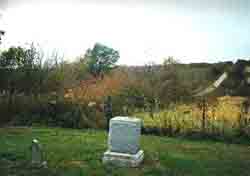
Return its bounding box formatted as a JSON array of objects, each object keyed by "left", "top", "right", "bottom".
[{"left": 103, "top": 116, "right": 144, "bottom": 167}]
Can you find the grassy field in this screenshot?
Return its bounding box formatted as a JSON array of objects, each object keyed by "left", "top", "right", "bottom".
[{"left": 0, "top": 127, "right": 250, "bottom": 176}]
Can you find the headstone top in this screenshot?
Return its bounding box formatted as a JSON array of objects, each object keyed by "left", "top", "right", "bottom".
[
  {"left": 32, "top": 139, "right": 39, "bottom": 144},
  {"left": 111, "top": 116, "right": 141, "bottom": 123},
  {"left": 109, "top": 116, "right": 142, "bottom": 154}
]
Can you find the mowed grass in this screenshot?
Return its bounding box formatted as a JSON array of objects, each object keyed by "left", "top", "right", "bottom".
[{"left": 0, "top": 127, "right": 250, "bottom": 176}]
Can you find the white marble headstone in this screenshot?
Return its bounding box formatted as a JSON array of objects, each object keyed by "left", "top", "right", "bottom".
[{"left": 108, "top": 116, "right": 142, "bottom": 154}]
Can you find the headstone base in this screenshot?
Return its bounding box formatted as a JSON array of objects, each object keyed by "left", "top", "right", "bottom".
[{"left": 103, "top": 150, "right": 144, "bottom": 167}]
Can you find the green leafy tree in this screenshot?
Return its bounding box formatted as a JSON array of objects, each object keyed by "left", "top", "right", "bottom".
[
  {"left": 0, "top": 45, "right": 45, "bottom": 103},
  {"left": 0, "top": 46, "right": 28, "bottom": 115},
  {"left": 85, "top": 43, "right": 119, "bottom": 78},
  {"left": 0, "top": 47, "right": 27, "bottom": 94}
]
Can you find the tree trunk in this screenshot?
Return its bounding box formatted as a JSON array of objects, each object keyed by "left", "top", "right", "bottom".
[{"left": 7, "top": 87, "right": 15, "bottom": 121}]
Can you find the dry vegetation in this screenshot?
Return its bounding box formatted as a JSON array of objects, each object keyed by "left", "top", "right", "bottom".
[
  {"left": 135, "top": 96, "right": 250, "bottom": 138},
  {"left": 64, "top": 70, "right": 129, "bottom": 104}
]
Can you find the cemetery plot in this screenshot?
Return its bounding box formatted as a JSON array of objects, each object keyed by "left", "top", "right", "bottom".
[{"left": 0, "top": 127, "right": 250, "bottom": 176}]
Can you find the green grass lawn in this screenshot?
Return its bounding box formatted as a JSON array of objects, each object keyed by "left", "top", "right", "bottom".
[{"left": 0, "top": 127, "right": 250, "bottom": 176}]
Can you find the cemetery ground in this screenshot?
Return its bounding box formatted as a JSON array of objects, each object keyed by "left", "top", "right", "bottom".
[{"left": 0, "top": 127, "right": 250, "bottom": 176}]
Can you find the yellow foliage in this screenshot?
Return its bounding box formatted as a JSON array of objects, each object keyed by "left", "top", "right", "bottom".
[{"left": 135, "top": 96, "right": 247, "bottom": 133}]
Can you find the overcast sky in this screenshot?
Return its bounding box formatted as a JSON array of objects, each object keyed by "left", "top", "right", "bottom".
[{"left": 0, "top": 0, "right": 250, "bottom": 65}]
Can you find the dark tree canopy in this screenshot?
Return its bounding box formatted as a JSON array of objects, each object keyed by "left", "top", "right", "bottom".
[
  {"left": 0, "top": 47, "right": 27, "bottom": 69},
  {"left": 85, "top": 43, "right": 119, "bottom": 78},
  {"left": 0, "top": 30, "right": 5, "bottom": 44}
]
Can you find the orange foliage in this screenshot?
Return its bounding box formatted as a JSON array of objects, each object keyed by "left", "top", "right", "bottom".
[{"left": 65, "top": 70, "right": 129, "bottom": 103}]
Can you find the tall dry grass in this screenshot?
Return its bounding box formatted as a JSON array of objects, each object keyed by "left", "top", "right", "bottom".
[{"left": 135, "top": 96, "right": 250, "bottom": 138}]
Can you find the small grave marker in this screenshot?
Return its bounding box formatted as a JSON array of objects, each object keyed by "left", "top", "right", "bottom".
[{"left": 31, "top": 139, "right": 46, "bottom": 167}]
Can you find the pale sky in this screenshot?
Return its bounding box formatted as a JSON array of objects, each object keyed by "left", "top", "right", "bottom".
[{"left": 0, "top": 0, "right": 250, "bottom": 65}]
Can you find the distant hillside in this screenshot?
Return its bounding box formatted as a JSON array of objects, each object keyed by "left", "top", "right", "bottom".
[{"left": 119, "top": 59, "right": 250, "bottom": 97}]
